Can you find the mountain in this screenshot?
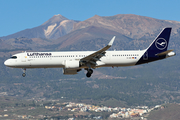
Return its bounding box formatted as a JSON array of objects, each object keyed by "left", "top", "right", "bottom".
[
  {"left": 73, "top": 14, "right": 180, "bottom": 39},
  {"left": 1, "top": 14, "right": 79, "bottom": 40},
  {"left": 43, "top": 14, "right": 180, "bottom": 53},
  {"left": 53, "top": 26, "right": 132, "bottom": 51},
  {"left": 1, "top": 14, "right": 180, "bottom": 52}
]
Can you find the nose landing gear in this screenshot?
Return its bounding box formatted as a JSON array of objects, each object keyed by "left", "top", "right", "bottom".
[{"left": 22, "top": 68, "right": 26, "bottom": 77}]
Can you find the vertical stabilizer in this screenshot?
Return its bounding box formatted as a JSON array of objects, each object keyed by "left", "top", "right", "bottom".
[
  {"left": 136, "top": 27, "right": 172, "bottom": 65},
  {"left": 146, "top": 27, "right": 171, "bottom": 53}
]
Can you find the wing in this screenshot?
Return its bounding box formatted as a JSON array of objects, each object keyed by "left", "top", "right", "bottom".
[{"left": 80, "top": 36, "right": 116, "bottom": 66}]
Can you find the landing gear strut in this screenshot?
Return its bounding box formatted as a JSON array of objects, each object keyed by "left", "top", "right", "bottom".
[
  {"left": 22, "top": 68, "right": 26, "bottom": 77},
  {"left": 86, "top": 69, "right": 93, "bottom": 78}
]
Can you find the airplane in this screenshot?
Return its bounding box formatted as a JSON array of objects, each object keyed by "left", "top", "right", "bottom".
[{"left": 4, "top": 27, "right": 175, "bottom": 78}]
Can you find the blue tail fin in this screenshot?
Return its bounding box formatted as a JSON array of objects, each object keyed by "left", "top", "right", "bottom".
[
  {"left": 146, "top": 27, "right": 171, "bottom": 53},
  {"left": 136, "top": 27, "right": 172, "bottom": 65}
]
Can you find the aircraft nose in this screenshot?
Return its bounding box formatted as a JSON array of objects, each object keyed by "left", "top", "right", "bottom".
[{"left": 4, "top": 60, "right": 10, "bottom": 66}]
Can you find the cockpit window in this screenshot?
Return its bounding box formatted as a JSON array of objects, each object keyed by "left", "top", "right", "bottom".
[{"left": 11, "top": 56, "right": 17, "bottom": 59}]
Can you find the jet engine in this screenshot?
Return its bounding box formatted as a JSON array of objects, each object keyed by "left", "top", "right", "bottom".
[{"left": 62, "top": 60, "right": 80, "bottom": 69}]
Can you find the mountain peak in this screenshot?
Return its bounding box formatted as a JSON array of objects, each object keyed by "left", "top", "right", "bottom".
[
  {"left": 54, "top": 14, "right": 63, "bottom": 17},
  {"left": 93, "top": 14, "right": 100, "bottom": 18},
  {"left": 89, "top": 15, "right": 102, "bottom": 20},
  {"left": 52, "top": 14, "right": 67, "bottom": 19},
  {"left": 42, "top": 14, "right": 68, "bottom": 26}
]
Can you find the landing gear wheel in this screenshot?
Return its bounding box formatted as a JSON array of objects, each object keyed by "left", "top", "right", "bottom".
[
  {"left": 86, "top": 73, "right": 91, "bottom": 78},
  {"left": 22, "top": 68, "right": 26, "bottom": 77},
  {"left": 86, "top": 69, "right": 93, "bottom": 78},
  {"left": 22, "top": 73, "right": 26, "bottom": 77}
]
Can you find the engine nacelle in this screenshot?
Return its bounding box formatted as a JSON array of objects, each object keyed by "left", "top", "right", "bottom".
[
  {"left": 63, "top": 68, "right": 78, "bottom": 75},
  {"left": 62, "top": 60, "right": 80, "bottom": 70},
  {"left": 166, "top": 52, "right": 176, "bottom": 58}
]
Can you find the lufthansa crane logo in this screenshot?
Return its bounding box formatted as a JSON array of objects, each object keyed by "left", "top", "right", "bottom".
[{"left": 155, "top": 38, "right": 167, "bottom": 50}]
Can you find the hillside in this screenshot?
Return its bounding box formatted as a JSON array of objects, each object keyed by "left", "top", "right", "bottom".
[{"left": 148, "top": 104, "right": 180, "bottom": 120}]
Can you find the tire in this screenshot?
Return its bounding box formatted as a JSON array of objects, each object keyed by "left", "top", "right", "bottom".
[
  {"left": 86, "top": 73, "right": 91, "bottom": 78},
  {"left": 22, "top": 73, "right": 26, "bottom": 77}
]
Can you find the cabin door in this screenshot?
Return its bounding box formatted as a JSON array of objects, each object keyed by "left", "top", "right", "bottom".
[{"left": 21, "top": 53, "right": 26, "bottom": 62}]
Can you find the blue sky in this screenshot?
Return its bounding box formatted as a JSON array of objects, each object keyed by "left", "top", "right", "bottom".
[{"left": 0, "top": 0, "right": 180, "bottom": 37}]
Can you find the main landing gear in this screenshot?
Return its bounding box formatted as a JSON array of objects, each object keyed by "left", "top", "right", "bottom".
[
  {"left": 22, "top": 68, "right": 26, "bottom": 77},
  {"left": 86, "top": 69, "right": 93, "bottom": 78}
]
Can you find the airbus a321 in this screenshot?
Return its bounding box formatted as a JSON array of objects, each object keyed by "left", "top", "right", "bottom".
[{"left": 4, "top": 27, "right": 175, "bottom": 78}]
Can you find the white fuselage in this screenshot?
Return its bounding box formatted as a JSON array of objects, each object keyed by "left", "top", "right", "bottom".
[{"left": 4, "top": 50, "right": 145, "bottom": 69}]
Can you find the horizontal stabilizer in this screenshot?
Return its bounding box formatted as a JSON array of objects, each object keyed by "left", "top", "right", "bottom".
[{"left": 156, "top": 49, "right": 174, "bottom": 56}]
